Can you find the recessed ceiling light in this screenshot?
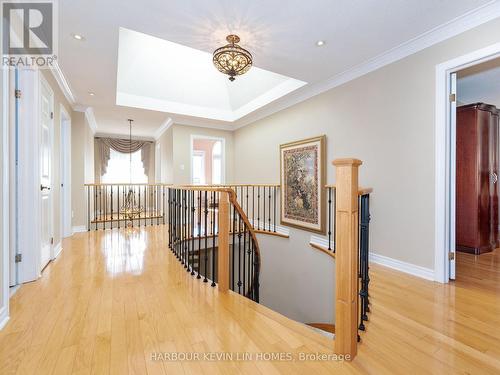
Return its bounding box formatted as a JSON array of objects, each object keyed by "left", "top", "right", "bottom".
[
  {"left": 88, "top": 92, "right": 95, "bottom": 96},
  {"left": 72, "top": 33, "right": 85, "bottom": 41},
  {"left": 316, "top": 40, "right": 325, "bottom": 47}
]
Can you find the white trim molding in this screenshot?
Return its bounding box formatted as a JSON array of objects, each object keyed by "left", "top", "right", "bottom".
[
  {"left": 0, "top": 307, "right": 9, "bottom": 331},
  {"left": 50, "top": 61, "right": 76, "bottom": 106},
  {"left": 434, "top": 42, "right": 500, "bottom": 283},
  {"left": 53, "top": 242, "right": 62, "bottom": 259},
  {"left": 250, "top": 219, "right": 290, "bottom": 237},
  {"left": 154, "top": 117, "right": 173, "bottom": 140},
  {"left": 309, "top": 235, "right": 332, "bottom": 250},
  {"left": 73, "top": 106, "right": 97, "bottom": 134},
  {"left": 369, "top": 253, "right": 435, "bottom": 281},
  {"left": 72, "top": 225, "right": 87, "bottom": 234},
  {"left": 234, "top": 0, "right": 500, "bottom": 129},
  {"left": 85, "top": 108, "right": 97, "bottom": 134}
]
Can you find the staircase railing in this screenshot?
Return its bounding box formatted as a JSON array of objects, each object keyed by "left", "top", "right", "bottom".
[
  {"left": 196, "top": 184, "right": 281, "bottom": 235},
  {"left": 167, "top": 186, "right": 260, "bottom": 302}
]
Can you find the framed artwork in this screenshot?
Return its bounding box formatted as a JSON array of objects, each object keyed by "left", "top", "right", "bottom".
[{"left": 280, "top": 135, "right": 326, "bottom": 234}]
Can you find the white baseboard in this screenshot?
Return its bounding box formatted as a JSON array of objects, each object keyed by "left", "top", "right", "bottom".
[
  {"left": 53, "top": 242, "right": 62, "bottom": 258},
  {"left": 369, "top": 253, "right": 435, "bottom": 281},
  {"left": 0, "top": 306, "right": 9, "bottom": 331},
  {"left": 250, "top": 219, "right": 290, "bottom": 237},
  {"left": 72, "top": 225, "right": 87, "bottom": 234},
  {"left": 309, "top": 235, "right": 333, "bottom": 250}
]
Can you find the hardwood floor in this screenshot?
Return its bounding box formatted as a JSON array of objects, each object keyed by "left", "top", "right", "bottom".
[{"left": 1, "top": 227, "right": 500, "bottom": 374}]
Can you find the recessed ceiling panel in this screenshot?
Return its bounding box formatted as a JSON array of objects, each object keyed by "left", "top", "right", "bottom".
[{"left": 116, "top": 28, "right": 306, "bottom": 122}]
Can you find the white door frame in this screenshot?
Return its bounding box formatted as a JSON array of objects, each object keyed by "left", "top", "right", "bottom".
[
  {"left": 59, "top": 105, "right": 71, "bottom": 240},
  {"left": 190, "top": 135, "right": 226, "bottom": 185},
  {"left": 39, "top": 73, "right": 54, "bottom": 267},
  {"left": 1, "top": 63, "right": 11, "bottom": 329},
  {"left": 435, "top": 42, "right": 500, "bottom": 283}
]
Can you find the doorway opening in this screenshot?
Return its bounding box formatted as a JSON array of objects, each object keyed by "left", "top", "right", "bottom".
[
  {"left": 191, "top": 136, "right": 225, "bottom": 185},
  {"left": 453, "top": 58, "right": 500, "bottom": 281},
  {"left": 436, "top": 43, "right": 500, "bottom": 283}
]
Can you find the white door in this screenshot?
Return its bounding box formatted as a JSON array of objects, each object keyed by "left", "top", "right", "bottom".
[
  {"left": 449, "top": 72, "right": 457, "bottom": 280},
  {"left": 39, "top": 78, "right": 53, "bottom": 270}
]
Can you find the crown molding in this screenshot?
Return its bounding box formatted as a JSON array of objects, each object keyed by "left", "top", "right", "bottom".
[
  {"left": 154, "top": 118, "right": 173, "bottom": 140},
  {"left": 232, "top": 0, "right": 500, "bottom": 130},
  {"left": 50, "top": 61, "right": 76, "bottom": 106},
  {"left": 85, "top": 107, "right": 98, "bottom": 134},
  {"left": 50, "top": 1, "right": 500, "bottom": 136}
]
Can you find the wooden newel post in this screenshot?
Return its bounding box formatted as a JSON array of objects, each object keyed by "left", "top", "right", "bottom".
[
  {"left": 333, "top": 158, "right": 362, "bottom": 360},
  {"left": 218, "top": 191, "right": 230, "bottom": 293}
]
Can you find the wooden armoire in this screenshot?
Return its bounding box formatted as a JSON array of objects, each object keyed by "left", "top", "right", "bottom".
[{"left": 456, "top": 103, "right": 500, "bottom": 254}]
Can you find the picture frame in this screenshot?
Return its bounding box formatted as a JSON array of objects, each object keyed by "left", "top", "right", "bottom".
[{"left": 280, "top": 135, "right": 326, "bottom": 234}]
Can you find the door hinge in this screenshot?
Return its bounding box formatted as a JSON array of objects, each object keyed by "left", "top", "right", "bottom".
[
  {"left": 50, "top": 237, "right": 54, "bottom": 245},
  {"left": 449, "top": 93, "right": 456, "bottom": 103},
  {"left": 448, "top": 252, "right": 455, "bottom": 260},
  {"left": 50, "top": 112, "right": 54, "bottom": 119},
  {"left": 15, "top": 89, "right": 21, "bottom": 99},
  {"left": 15, "top": 254, "right": 22, "bottom": 263}
]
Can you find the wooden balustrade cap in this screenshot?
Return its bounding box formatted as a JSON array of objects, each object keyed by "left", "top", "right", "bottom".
[{"left": 332, "top": 158, "right": 362, "bottom": 166}]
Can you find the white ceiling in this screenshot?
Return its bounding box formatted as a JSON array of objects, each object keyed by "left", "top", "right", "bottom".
[
  {"left": 458, "top": 57, "right": 500, "bottom": 108},
  {"left": 58, "top": 0, "right": 494, "bottom": 136},
  {"left": 116, "top": 28, "right": 305, "bottom": 122}
]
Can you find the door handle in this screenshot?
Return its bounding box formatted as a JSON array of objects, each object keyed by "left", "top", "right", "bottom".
[{"left": 40, "top": 185, "right": 51, "bottom": 191}]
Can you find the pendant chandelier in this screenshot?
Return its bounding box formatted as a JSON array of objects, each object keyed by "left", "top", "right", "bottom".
[
  {"left": 213, "top": 34, "right": 252, "bottom": 81},
  {"left": 121, "top": 119, "right": 143, "bottom": 227}
]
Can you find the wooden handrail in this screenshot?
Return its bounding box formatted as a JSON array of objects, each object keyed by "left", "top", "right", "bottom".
[
  {"left": 325, "top": 184, "right": 373, "bottom": 195},
  {"left": 84, "top": 183, "right": 172, "bottom": 186}
]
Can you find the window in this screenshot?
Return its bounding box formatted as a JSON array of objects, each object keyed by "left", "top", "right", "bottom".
[
  {"left": 192, "top": 150, "right": 206, "bottom": 185},
  {"left": 101, "top": 149, "right": 148, "bottom": 183},
  {"left": 212, "top": 141, "right": 223, "bottom": 184}
]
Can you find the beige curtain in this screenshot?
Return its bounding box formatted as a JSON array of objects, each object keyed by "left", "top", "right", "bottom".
[{"left": 94, "top": 138, "right": 153, "bottom": 182}]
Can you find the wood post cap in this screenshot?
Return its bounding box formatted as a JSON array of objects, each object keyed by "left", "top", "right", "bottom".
[{"left": 332, "top": 158, "right": 362, "bottom": 166}]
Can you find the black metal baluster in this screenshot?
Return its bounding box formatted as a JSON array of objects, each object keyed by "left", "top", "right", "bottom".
[
  {"left": 242, "top": 226, "right": 248, "bottom": 296},
  {"left": 163, "top": 187, "right": 166, "bottom": 225},
  {"left": 191, "top": 190, "right": 196, "bottom": 275},
  {"left": 268, "top": 186, "right": 271, "bottom": 232},
  {"left": 197, "top": 191, "right": 202, "bottom": 279},
  {"left": 232, "top": 204, "right": 236, "bottom": 291},
  {"left": 211, "top": 191, "right": 217, "bottom": 287},
  {"left": 158, "top": 186, "right": 161, "bottom": 225},
  {"left": 184, "top": 190, "right": 188, "bottom": 267},
  {"left": 257, "top": 186, "right": 260, "bottom": 230},
  {"left": 203, "top": 191, "right": 208, "bottom": 282},
  {"left": 237, "top": 214, "right": 242, "bottom": 294},
  {"left": 117, "top": 186, "right": 120, "bottom": 229},
  {"left": 263, "top": 186, "right": 266, "bottom": 232},
  {"left": 328, "top": 187, "right": 332, "bottom": 251},
  {"left": 274, "top": 186, "right": 277, "bottom": 233},
  {"left": 87, "top": 187, "right": 90, "bottom": 231},
  {"left": 252, "top": 186, "right": 255, "bottom": 228},
  {"left": 245, "top": 186, "right": 249, "bottom": 222},
  {"left": 333, "top": 188, "right": 337, "bottom": 253}
]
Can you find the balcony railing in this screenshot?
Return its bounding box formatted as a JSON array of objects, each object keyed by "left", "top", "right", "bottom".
[{"left": 84, "top": 183, "right": 169, "bottom": 230}]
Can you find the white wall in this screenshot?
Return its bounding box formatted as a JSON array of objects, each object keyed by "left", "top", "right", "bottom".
[
  {"left": 234, "top": 17, "right": 500, "bottom": 272},
  {"left": 71, "top": 111, "right": 94, "bottom": 230},
  {"left": 156, "top": 126, "right": 173, "bottom": 183}
]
